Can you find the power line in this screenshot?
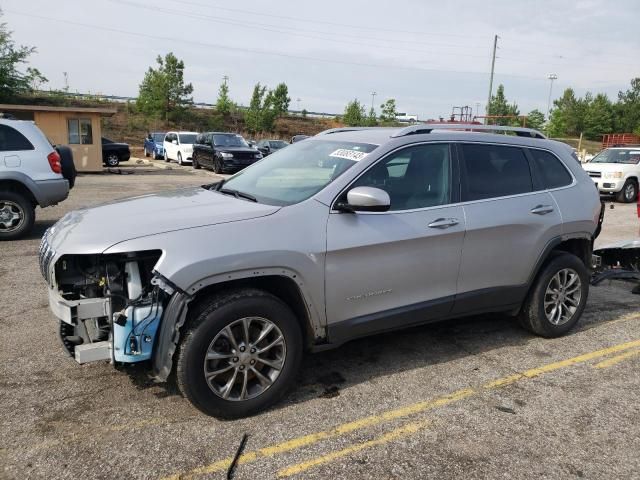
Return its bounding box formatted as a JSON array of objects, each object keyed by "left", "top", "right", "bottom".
[
  {"left": 169, "top": 0, "right": 489, "bottom": 40},
  {"left": 5, "top": 10, "right": 549, "bottom": 82}
]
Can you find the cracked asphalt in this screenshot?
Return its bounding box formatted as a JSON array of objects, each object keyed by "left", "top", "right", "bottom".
[{"left": 1, "top": 165, "right": 639, "bottom": 480}]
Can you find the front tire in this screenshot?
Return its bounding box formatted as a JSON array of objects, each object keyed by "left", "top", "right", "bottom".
[
  {"left": 0, "top": 191, "right": 35, "bottom": 240},
  {"left": 164, "top": 151, "right": 170, "bottom": 163},
  {"left": 178, "top": 152, "right": 184, "bottom": 166},
  {"left": 176, "top": 289, "right": 303, "bottom": 418},
  {"left": 144, "top": 147, "right": 149, "bottom": 157},
  {"left": 518, "top": 253, "right": 589, "bottom": 337},
  {"left": 193, "top": 154, "right": 201, "bottom": 169},
  {"left": 214, "top": 158, "right": 223, "bottom": 174},
  {"left": 616, "top": 179, "right": 637, "bottom": 203}
]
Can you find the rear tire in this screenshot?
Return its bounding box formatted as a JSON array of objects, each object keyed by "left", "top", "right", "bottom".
[
  {"left": 518, "top": 253, "right": 589, "bottom": 337},
  {"left": 0, "top": 190, "right": 35, "bottom": 240},
  {"left": 105, "top": 153, "right": 119, "bottom": 167},
  {"left": 176, "top": 289, "right": 303, "bottom": 418},
  {"left": 616, "top": 179, "right": 637, "bottom": 203}
]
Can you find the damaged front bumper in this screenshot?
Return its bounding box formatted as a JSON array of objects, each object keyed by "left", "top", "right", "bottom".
[{"left": 49, "top": 286, "right": 164, "bottom": 364}]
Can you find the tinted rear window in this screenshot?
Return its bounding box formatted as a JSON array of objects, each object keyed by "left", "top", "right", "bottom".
[
  {"left": 0, "top": 125, "right": 34, "bottom": 151},
  {"left": 529, "top": 149, "right": 572, "bottom": 189},
  {"left": 461, "top": 144, "right": 533, "bottom": 201}
]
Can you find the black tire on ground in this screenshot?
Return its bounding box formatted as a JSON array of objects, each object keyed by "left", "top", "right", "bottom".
[
  {"left": 0, "top": 190, "right": 35, "bottom": 240},
  {"left": 164, "top": 152, "right": 170, "bottom": 162},
  {"left": 615, "top": 179, "right": 637, "bottom": 203},
  {"left": 193, "top": 154, "right": 201, "bottom": 169},
  {"left": 178, "top": 152, "right": 183, "bottom": 166},
  {"left": 176, "top": 289, "right": 303, "bottom": 418},
  {"left": 214, "top": 158, "right": 222, "bottom": 174},
  {"left": 518, "top": 252, "right": 589, "bottom": 338},
  {"left": 144, "top": 148, "right": 150, "bottom": 157},
  {"left": 105, "top": 153, "right": 120, "bottom": 167},
  {"left": 56, "top": 145, "right": 77, "bottom": 189}
]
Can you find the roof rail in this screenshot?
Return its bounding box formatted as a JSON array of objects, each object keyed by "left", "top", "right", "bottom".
[
  {"left": 390, "top": 123, "right": 547, "bottom": 139},
  {"left": 315, "top": 127, "right": 376, "bottom": 136}
]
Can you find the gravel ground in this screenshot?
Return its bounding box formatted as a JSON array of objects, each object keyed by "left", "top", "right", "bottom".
[{"left": 1, "top": 164, "right": 639, "bottom": 480}]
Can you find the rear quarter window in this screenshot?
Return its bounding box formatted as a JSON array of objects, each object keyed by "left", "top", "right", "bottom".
[
  {"left": 0, "top": 124, "right": 35, "bottom": 151},
  {"left": 529, "top": 149, "right": 573, "bottom": 189}
]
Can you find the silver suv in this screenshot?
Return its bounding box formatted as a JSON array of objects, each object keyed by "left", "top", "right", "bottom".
[{"left": 40, "top": 125, "right": 602, "bottom": 417}]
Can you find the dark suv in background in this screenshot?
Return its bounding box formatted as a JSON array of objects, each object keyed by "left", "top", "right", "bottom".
[
  {"left": 192, "top": 132, "right": 262, "bottom": 173},
  {"left": 256, "top": 139, "right": 289, "bottom": 156},
  {"left": 101, "top": 137, "right": 131, "bottom": 167}
]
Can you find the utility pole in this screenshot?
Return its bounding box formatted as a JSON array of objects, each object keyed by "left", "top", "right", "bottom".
[
  {"left": 63, "top": 72, "right": 69, "bottom": 93},
  {"left": 371, "top": 91, "right": 377, "bottom": 112},
  {"left": 222, "top": 75, "right": 229, "bottom": 86},
  {"left": 546, "top": 73, "right": 558, "bottom": 119},
  {"left": 296, "top": 97, "right": 301, "bottom": 114},
  {"left": 486, "top": 35, "right": 498, "bottom": 125}
]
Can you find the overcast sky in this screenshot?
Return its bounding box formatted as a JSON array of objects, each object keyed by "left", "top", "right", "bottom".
[{"left": 3, "top": 0, "right": 639, "bottom": 119}]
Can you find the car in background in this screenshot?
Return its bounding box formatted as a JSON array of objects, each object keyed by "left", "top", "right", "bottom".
[
  {"left": 0, "top": 118, "right": 76, "bottom": 239},
  {"left": 256, "top": 139, "right": 289, "bottom": 156},
  {"left": 163, "top": 131, "right": 198, "bottom": 165},
  {"left": 192, "top": 132, "right": 262, "bottom": 173},
  {"left": 102, "top": 137, "right": 131, "bottom": 167},
  {"left": 583, "top": 147, "right": 640, "bottom": 202},
  {"left": 144, "top": 132, "right": 166, "bottom": 160},
  {"left": 291, "top": 134, "right": 310, "bottom": 143}
]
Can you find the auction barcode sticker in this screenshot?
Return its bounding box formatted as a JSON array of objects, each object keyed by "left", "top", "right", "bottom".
[{"left": 329, "top": 149, "right": 369, "bottom": 161}]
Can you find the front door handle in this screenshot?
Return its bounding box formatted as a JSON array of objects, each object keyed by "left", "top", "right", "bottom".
[
  {"left": 428, "top": 217, "right": 459, "bottom": 229},
  {"left": 530, "top": 205, "right": 554, "bottom": 215}
]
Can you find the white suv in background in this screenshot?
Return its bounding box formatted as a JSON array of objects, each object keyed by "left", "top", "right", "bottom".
[
  {"left": 163, "top": 131, "right": 198, "bottom": 165},
  {"left": 583, "top": 147, "right": 640, "bottom": 203},
  {"left": 0, "top": 118, "right": 75, "bottom": 240}
]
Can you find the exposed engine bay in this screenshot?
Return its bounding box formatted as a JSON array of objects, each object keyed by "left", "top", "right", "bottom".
[{"left": 53, "top": 250, "right": 169, "bottom": 363}]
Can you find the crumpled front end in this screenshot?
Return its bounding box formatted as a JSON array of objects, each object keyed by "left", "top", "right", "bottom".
[{"left": 40, "top": 231, "right": 170, "bottom": 365}]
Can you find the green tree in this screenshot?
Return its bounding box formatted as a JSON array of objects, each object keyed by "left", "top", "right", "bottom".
[
  {"left": 0, "top": 10, "right": 47, "bottom": 101},
  {"left": 547, "top": 88, "right": 586, "bottom": 137},
  {"left": 245, "top": 83, "right": 267, "bottom": 133},
  {"left": 301, "top": 108, "right": 308, "bottom": 118},
  {"left": 614, "top": 78, "right": 640, "bottom": 134},
  {"left": 487, "top": 85, "right": 520, "bottom": 126},
  {"left": 215, "top": 81, "right": 234, "bottom": 116},
  {"left": 270, "top": 82, "right": 291, "bottom": 117},
  {"left": 342, "top": 99, "right": 365, "bottom": 126},
  {"left": 366, "top": 106, "right": 377, "bottom": 126},
  {"left": 584, "top": 93, "right": 613, "bottom": 140},
  {"left": 137, "top": 52, "right": 193, "bottom": 122},
  {"left": 261, "top": 89, "right": 278, "bottom": 132},
  {"left": 526, "top": 109, "right": 545, "bottom": 130},
  {"left": 379, "top": 98, "right": 398, "bottom": 123}
]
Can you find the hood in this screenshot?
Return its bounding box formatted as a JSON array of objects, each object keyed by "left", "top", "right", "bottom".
[
  {"left": 46, "top": 187, "right": 280, "bottom": 253},
  {"left": 155, "top": 142, "right": 164, "bottom": 148},
  {"left": 583, "top": 162, "right": 637, "bottom": 172},
  {"left": 217, "top": 146, "right": 259, "bottom": 154}
]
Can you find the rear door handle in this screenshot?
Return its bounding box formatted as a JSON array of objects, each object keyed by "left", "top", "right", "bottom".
[
  {"left": 530, "top": 205, "right": 554, "bottom": 215},
  {"left": 428, "top": 217, "right": 459, "bottom": 229}
]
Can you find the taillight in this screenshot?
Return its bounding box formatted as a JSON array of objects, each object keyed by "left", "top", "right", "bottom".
[{"left": 47, "top": 151, "right": 62, "bottom": 174}]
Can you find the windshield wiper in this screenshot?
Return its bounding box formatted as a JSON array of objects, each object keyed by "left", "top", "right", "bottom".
[{"left": 219, "top": 188, "right": 258, "bottom": 202}]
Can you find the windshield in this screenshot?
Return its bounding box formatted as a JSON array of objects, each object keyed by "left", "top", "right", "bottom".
[
  {"left": 214, "top": 134, "right": 249, "bottom": 148},
  {"left": 270, "top": 140, "right": 289, "bottom": 149},
  {"left": 179, "top": 134, "right": 197, "bottom": 144},
  {"left": 152, "top": 133, "right": 165, "bottom": 142},
  {"left": 220, "top": 139, "right": 378, "bottom": 206},
  {"left": 591, "top": 149, "right": 640, "bottom": 165}
]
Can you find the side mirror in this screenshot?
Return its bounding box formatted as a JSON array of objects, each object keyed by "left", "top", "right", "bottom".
[
  {"left": 172, "top": 140, "right": 178, "bottom": 145},
  {"left": 338, "top": 186, "right": 390, "bottom": 212}
]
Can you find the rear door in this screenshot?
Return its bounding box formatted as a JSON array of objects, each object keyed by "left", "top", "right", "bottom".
[
  {"left": 325, "top": 142, "right": 465, "bottom": 338},
  {"left": 454, "top": 142, "right": 562, "bottom": 314},
  {"left": 0, "top": 124, "right": 36, "bottom": 175}
]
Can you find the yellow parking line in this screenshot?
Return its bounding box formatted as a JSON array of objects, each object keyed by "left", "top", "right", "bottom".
[
  {"left": 277, "top": 419, "right": 430, "bottom": 478},
  {"left": 593, "top": 349, "right": 640, "bottom": 369},
  {"left": 162, "top": 337, "right": 640, "bottom": 480}
]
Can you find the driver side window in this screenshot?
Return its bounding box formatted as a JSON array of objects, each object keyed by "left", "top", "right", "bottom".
[{"left": 351, "top": 143, "right": 451, "bottom": 211}]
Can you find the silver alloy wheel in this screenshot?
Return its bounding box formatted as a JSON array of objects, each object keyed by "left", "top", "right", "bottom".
[
  {"left": 544, "top": 268, "right": 582, "bottom": 325},
  {"left": 625, "top": 182, "right": 636, "bottom": 201},
  {"left": 0, "top": 200, "right": 24, "bottom": 232},
  {"left": 106, "top": 154, "right": 119, "bottom": 166},
  {"left": 204, "top": 316, "right": 286, "bottom": 401}
]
